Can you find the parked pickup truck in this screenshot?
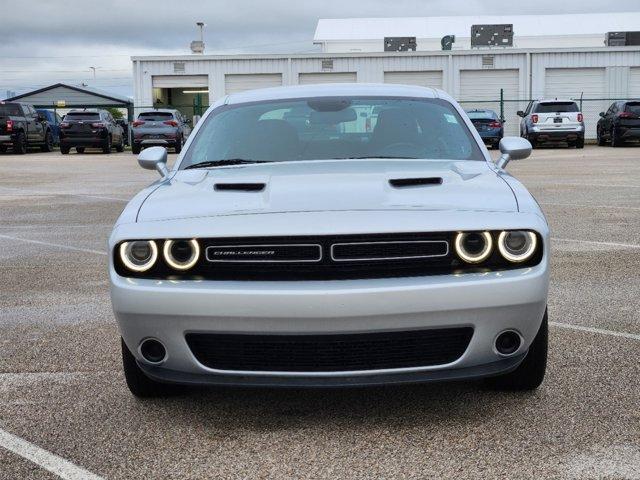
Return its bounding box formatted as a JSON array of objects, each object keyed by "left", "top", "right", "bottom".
[{"left": 0, "top": 102, "right": 54, "bottom": 154}]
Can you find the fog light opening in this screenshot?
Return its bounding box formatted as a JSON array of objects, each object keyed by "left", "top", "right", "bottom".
[
  {"left": 139, "top": 338, "right": 167, "bottom": 364},
  {"left": 495, "top": 330, "right": 522, "bottom": 356}
]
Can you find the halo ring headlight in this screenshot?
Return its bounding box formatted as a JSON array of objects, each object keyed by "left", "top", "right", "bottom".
[
  {"left": 119, "top": 240, "right": 158, "bottom": 272},
  {"left": 498, "top": 231, "right": 537, "bottom": 263},
  {"left": 163, "top": 239, "right": 200, "bottom": 271},
  {"left": 454, "top": 231, "right": 493, "bottom": 264}
]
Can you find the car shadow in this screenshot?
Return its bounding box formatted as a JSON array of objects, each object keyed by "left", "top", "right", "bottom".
[{"left": 129, "top": 381, "right": 539, "bottom": 432}]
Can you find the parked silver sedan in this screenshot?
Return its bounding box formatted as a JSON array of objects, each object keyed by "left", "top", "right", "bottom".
[
  {"left": 110, "top": 83, "right": 548, "bottom": 398},
  {"left": 131, "top": 109, "right": 191, "bottom": 154}
]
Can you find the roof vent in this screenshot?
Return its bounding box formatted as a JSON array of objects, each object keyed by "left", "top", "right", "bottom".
[
  {"left": 389, "top": 178, "right": 443, "bottom": 188},
  {"left": 173, "top": 62, "right": 185, "bottom": 73},
  {"left": 214, "top": 183, "right": 265, "bottom": 192}
]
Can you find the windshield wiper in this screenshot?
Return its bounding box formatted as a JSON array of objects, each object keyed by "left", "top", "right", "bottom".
[{"left": 184, "top": 159, "right": 268, "bottom": 170}]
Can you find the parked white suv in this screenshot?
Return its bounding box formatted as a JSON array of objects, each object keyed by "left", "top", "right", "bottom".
[{"left": 518, "top": 99, "right": 585, "bottom": 148}]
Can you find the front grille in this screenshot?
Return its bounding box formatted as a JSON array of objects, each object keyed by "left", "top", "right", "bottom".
[
  {"left": 113, "top": 232, "right": 543, "bottom": 281},
  {"left": 185, "top": 327, "right": 474, "bottom": 372},
  {"left": 331, "top": 240, "right": 448, "bottom": 261}
]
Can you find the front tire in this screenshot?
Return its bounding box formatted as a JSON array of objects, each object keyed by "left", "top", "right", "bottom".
[
  {"left": 485, "top": 309, "right": 548, "bottom": 391},
  {"left": 121, "top": 338, "right": 177, "bottom": 398},
  {"left": 131, "top": 144, "right": 141, "bottom": 154},
  {"left": 115, "top": 136, "right": 125, "bottom": 152},
  {"left": 174, "top": 137, "right": 182, "bottom": 154},
  {"left": 76, "top": 147, "right": 85, "bottom": 154},
  {"left": 597, "top": 128, "right": 606, "bottom": 146}
]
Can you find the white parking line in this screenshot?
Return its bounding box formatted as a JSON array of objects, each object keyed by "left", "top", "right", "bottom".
[
  {"left": 551, "top": 237, "right": 640, "bottom": 249},
  {"left": 0, "top": 185, "right": 128, "bottom": 202},
  {"left": 531, "top": 182, "right": 640, "bottom": 188},
  {"left": 0, "top": 234, "right": 107, "bottom": 256},
  {"left": 551, "top": 322, "right": 640, "bottom": 341},
  {"left": 0, "top": 428, "right": 104, "bottom": 480},
  {"left": 542, "top": 202, "right": 640, "bottom": 211}
]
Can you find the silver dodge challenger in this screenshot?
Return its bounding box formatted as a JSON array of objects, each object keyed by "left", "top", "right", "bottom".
[{"left": 109, "top": 84, "right": 549, "bottom": 397}]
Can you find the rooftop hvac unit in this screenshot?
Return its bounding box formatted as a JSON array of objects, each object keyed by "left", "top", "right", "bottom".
[
  {"left": 471, "top": 24, "right": 514, "bottom": 48},
  {"left": 384, "top": 37, "right": 417, "bottom": 52},
  {"left": 606, "top": 31, "right": 640, "bottom": 46}
]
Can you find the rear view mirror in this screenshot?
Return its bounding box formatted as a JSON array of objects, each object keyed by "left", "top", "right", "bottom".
[
  {"left": 516, "top": 111, "right": 525, "bottom": 117},
  {"left": 496, "top": 137, "right": 532, "bottom": 169},
  {"left": 138, "top": 146, "right": 169, "bottom": 178},
  {"left": 309, "top": 108, "right": 357, "bottom": 125}
]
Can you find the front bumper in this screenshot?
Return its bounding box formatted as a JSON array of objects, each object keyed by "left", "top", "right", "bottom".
[{"left": 112, "top": 263, "right": 549, "bottom": 385}]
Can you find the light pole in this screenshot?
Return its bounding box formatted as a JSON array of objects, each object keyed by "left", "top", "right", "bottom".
[{"left": 89, "top": 66, "right": 97, "bottom": 80}]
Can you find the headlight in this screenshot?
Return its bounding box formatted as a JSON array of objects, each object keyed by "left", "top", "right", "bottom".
[
  {"left": 498, "top": 231, "right": 537, "bottom": 262},
  {"left": 163, "top": 239, "right": 200, "bottom": 271},
  {"left": 119, "top": 240, "right": 158, "bottom": 272},
  {"left": 454, "top": 231, "right": 492, "bottom": 263}
]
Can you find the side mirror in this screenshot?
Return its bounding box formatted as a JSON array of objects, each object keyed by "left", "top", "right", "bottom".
[
  {"left": 37, "top": 114, "right": 47, "bottom": 122},
  {"left": 496, "top": 137, "right": 532, "bottom": 169},
  {"left": 599, "top": 112, "right": 605, "bottom": 117},
  {"left": 516, "top": 111, "right": 525, "bottom": 117},
  {"left": 138, "top": 146, "right": 169, "bottom": 178}
]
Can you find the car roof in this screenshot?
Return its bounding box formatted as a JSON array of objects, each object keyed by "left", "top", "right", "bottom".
[
  {"left": 139, "top": 109, "right": 177, "bottom": 114},
  {"left": 536, "top": 99, "right": 577, "bottom": 104},
  {"left": 225, "top": 83, "right": 444, "bottom": 105}
]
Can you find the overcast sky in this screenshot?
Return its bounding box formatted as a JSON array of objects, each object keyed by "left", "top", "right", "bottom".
[{"left": 1, "top": 0, "right": 639, "bottom": 99}]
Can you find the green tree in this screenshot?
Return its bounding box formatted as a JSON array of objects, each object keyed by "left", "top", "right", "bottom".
[{"left": 105, "top": 107, "right": 124, "bottom": 119}]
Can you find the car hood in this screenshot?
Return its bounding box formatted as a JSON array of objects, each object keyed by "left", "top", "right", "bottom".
[{"left": 136, "top": 159, "right": 517, "bottom": 222}]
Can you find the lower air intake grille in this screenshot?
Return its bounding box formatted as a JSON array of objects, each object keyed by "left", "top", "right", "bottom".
[{"left": 185, "top": 327, "right": 474, "bottom": 372}]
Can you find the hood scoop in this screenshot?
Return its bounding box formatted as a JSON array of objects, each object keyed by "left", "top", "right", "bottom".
[
  {"left": 214, "top": 183, "right": 266, "bottom": 192},
  {"left": 389, "top": 177, "right": 443, "bottom": 188}
]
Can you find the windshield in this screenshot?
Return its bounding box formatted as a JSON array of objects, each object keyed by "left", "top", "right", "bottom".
[
  {"left": 64, "top": 112, "right": 100, "bottom": 121},
  {"left": 138, "top": 112, "right": 174, "bottom": 121},
  {"left": 180, "top": 97, "right": 483, "bottom": 168},
  {"left": 535, "top": 102, "right": 579, "bottom": 113},
  {"left": 0, "top": 104, "right": 21, "bottom": 116},
  {"left": 466, "top": 110, "right": 498, "bottom": 120}
]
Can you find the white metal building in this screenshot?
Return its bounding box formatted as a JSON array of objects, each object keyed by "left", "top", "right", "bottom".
[
  {"left": 313, "top": 13, "right": 640, "bottom": 52},
  {"left": 132, "top": 46, "right": 640, "bottom": 138}
]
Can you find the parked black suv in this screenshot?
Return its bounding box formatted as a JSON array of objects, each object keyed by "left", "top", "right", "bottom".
[
  {"left": 59, "top": 109, "right": 125, "bottom": 154},
  {"left": 597, "top": 100, "right": 640, "bottom": 147},
  {"left": 0, "top": 102, "right": 54, "bottom": 154}
]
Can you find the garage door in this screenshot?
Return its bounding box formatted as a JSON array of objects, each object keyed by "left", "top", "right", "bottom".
[
  {"left": 459, "top": 69, "right": 520, "bottom": 135},
  {"left": 384, "top": 71, "right": 443, "bottom": 89},
  {"left": 544, "top": 68, "right": 606, "bottom": 139},
  {"left": 298, "top": 72, "right": 357, "bottom": 84},
  {"left": 152, "top": 75, "right": 208, "bottom": 88},
  {"left": 628, "top": 68, "right": 640, "bottom": 98},
  {"left": 224, "top": 74, "right": 283, "bottom": 95}
]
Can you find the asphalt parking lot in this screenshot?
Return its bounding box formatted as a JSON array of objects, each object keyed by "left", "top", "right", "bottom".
[{"left": 0, "top": 145, "right": 639, "bottom": 479}]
